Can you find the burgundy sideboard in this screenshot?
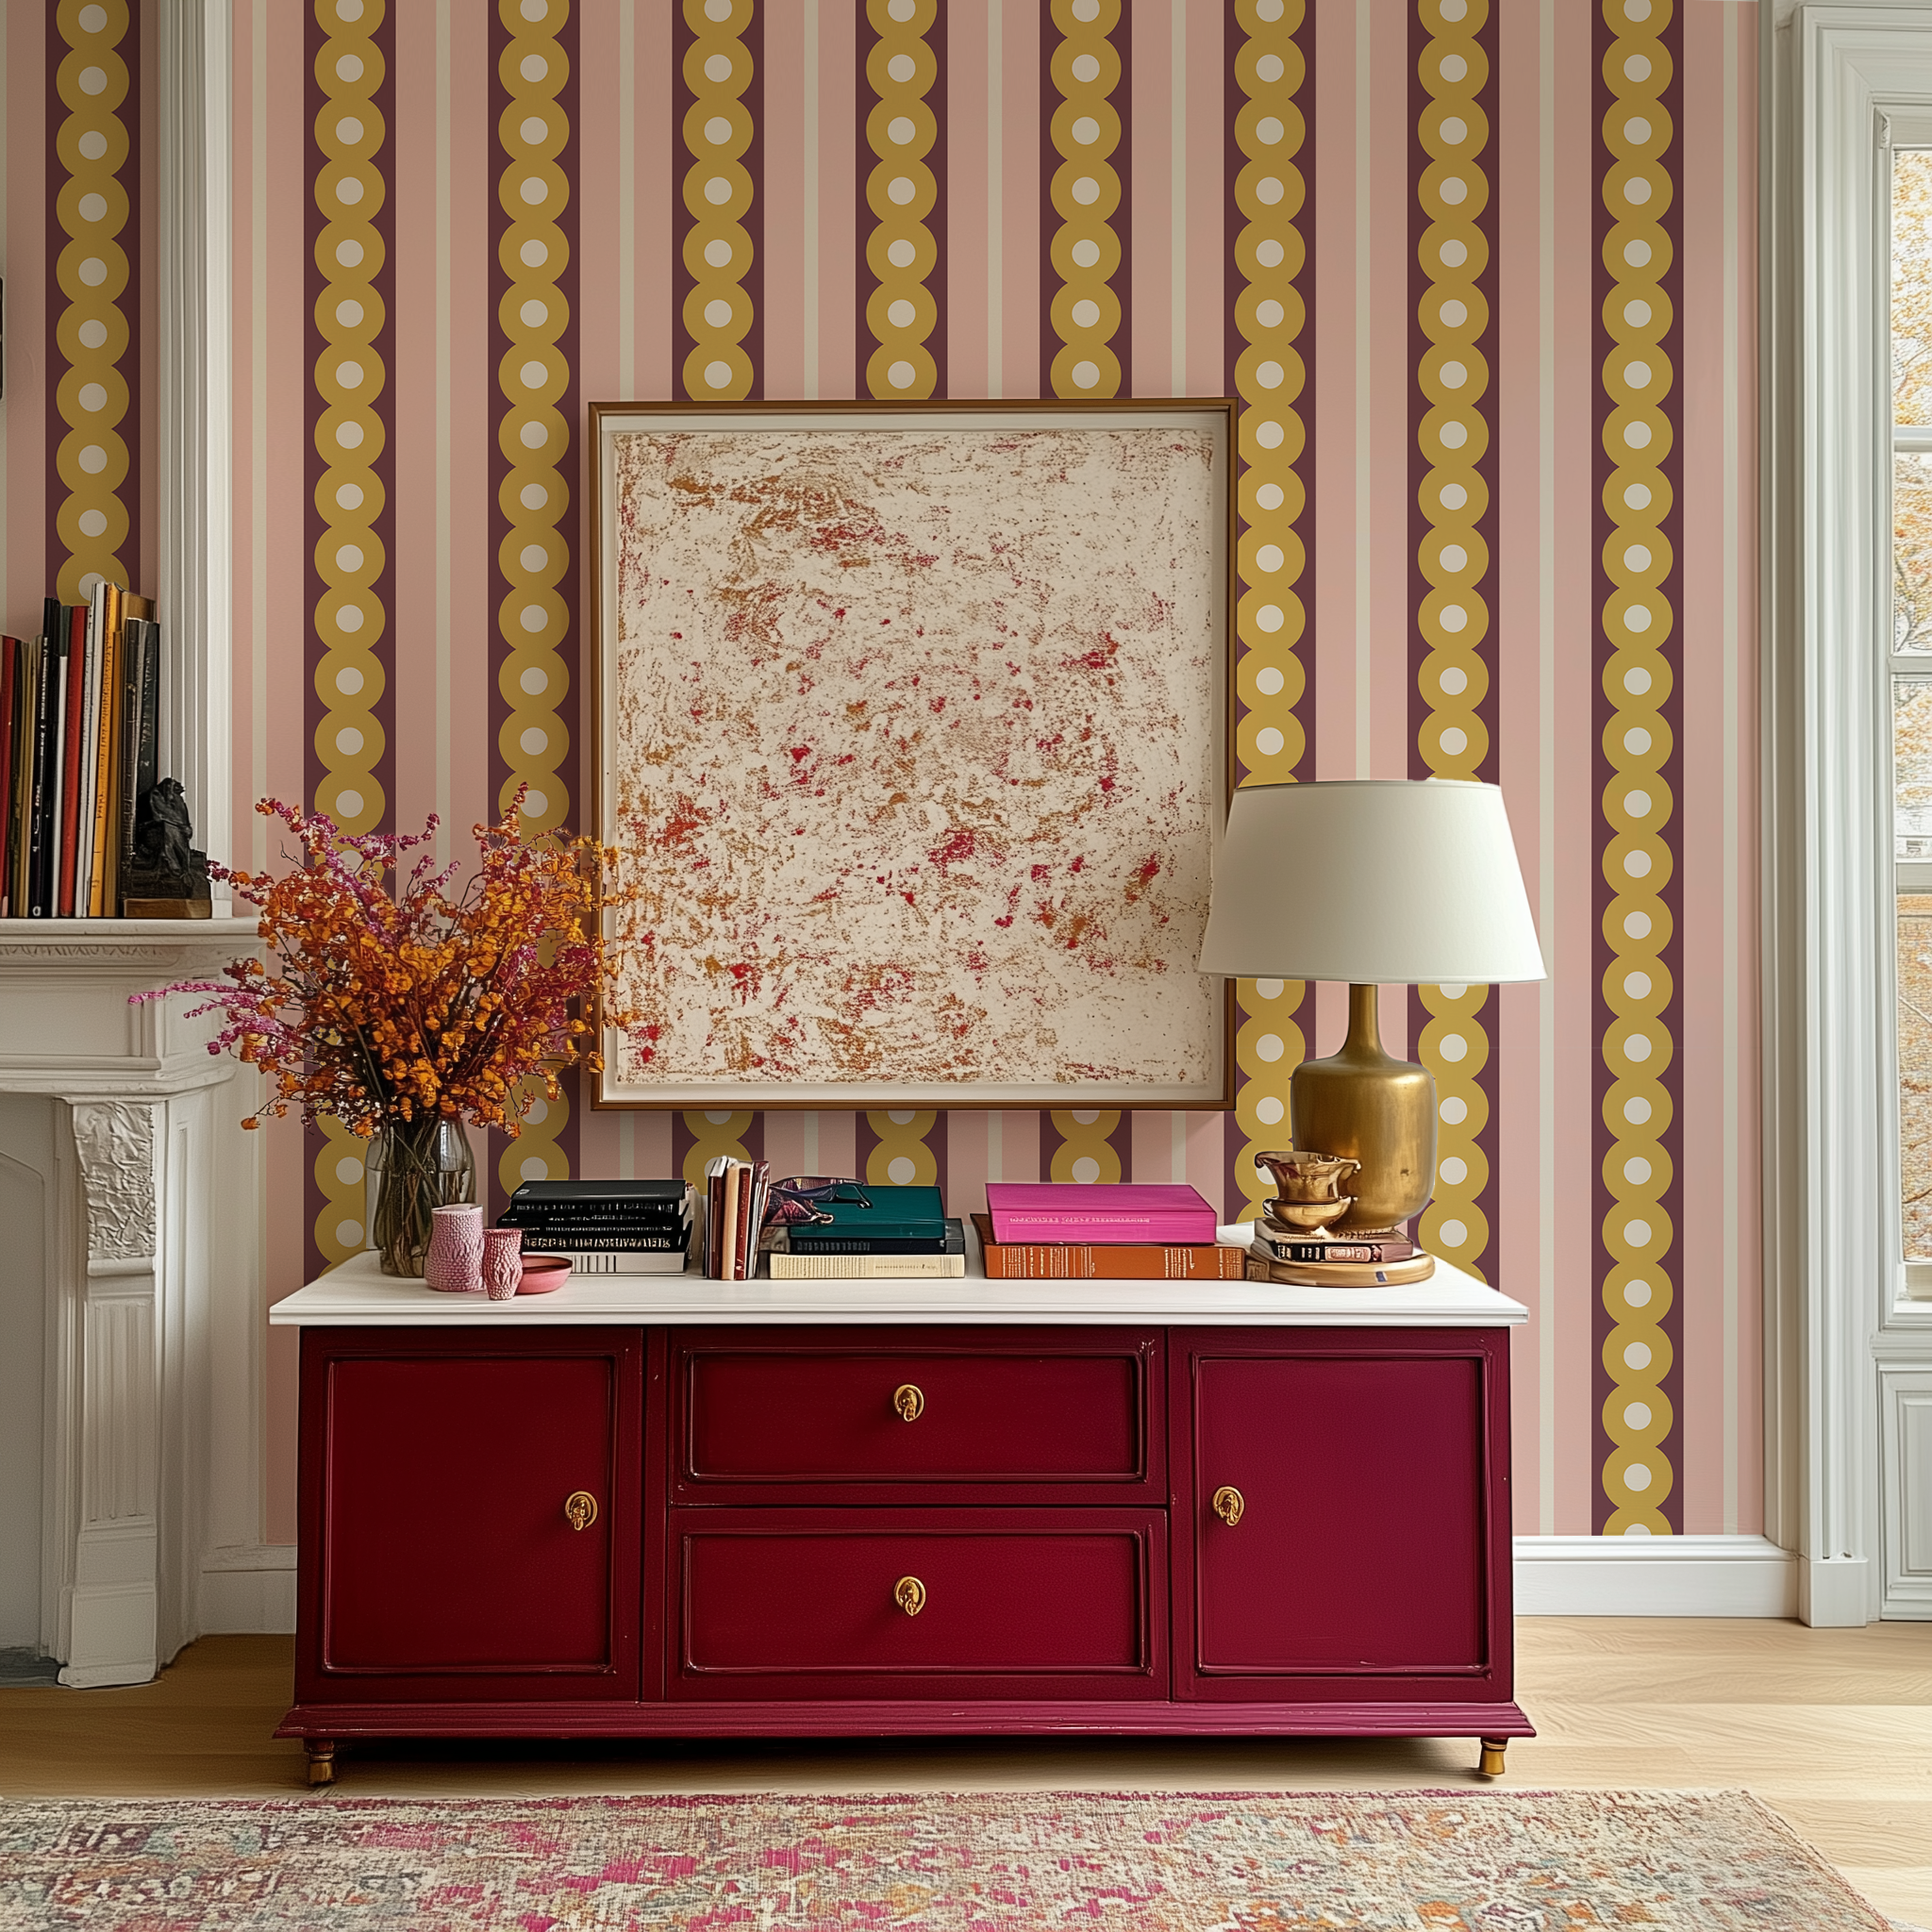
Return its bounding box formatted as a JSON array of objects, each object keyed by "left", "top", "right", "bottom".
[{"left": 272, "top": 1255, "right": 1531, "bottom": 1784}]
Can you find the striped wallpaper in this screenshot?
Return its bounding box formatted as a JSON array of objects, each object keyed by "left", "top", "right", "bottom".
[{"left": 0, "top": 0, "right": 1759, "bottom": 1546}]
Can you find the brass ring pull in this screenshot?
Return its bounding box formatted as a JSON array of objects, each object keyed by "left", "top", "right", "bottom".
[
  {"left": 892, "top": 1382, "right": 924, "bottom": 1422},
  {"left": 1211, "top": 1485, "right": 1244, "bottom": 1528},
  {"left": 894, "top": 1574, "right": 926, "bottom": 1616},
  {"left": 563, "top": 1490, "right": 598, "bottom": 1532}
]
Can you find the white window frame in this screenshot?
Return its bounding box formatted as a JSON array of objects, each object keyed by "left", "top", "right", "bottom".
[{"left": 1769, "top": 2, "right": 1932, "bottom": 1625}]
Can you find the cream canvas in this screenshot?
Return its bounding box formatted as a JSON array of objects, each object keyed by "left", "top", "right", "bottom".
[{"left": 593, "top": 404, "right": 1230, "bottom": 1108}]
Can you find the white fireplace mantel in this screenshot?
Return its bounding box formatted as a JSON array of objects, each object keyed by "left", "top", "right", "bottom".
[{"left": 0, "top": 919, "right": 262, "bottom": 1686}]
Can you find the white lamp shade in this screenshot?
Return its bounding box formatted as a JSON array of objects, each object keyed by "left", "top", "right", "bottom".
[{"left": 1197, "top": 778, "right": 1547, "bottom": 985}]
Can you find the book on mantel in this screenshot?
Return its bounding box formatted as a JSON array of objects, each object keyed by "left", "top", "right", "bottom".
[
  {"left": 973, "top": 1214, "right": 1245, "bottom": 1281},
  {"left": 784, "top": 1186, "right": 949, "bottom": 1256},
  {"left": 496, "top": 1178, "right": 693, "bottom": 1272},
  {"left": 768, "top": 1221, "right": 967, "bottom": 1278},
  {"left": 984, "top": 1182, "right": 1218, "bottom": 1246}
]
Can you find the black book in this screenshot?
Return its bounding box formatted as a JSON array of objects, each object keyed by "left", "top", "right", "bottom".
[
  {"left": 135, "top": 620, "right": 160, "bottom": 805},
  {"left": 518, "top": 1231, "right": 691, "bottom": 1254},
  {"left": 508, "top": 1178, "right": 690, "bottom": 1209},
  {"left": 119, "top": 619, "right": 145, "bottom": 868},
  {"left": 786, "top": 1232, "right": 953, "bottom": 1256},
  {"left": 25, "top": 638, "right": 56, "bottom": 917}
]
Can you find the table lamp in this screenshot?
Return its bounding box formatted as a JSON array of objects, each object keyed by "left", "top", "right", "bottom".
[{"left": 1197, "top": 779, "right": 1545, "bottom": 1234}]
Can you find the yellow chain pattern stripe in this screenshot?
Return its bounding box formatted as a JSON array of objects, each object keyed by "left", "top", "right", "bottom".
[
  {"left": 52, "top": 0, "right": 133, "bottom": 606},
  {"left": 1046, "top": 0, "right": 1124, "bottom": 399},
  {"left": 308, "top": 0, "right": 390, "bottom": 1273},
  {"left": 1412, "top": 0, "right": 1492, "bottom": 1274},
  {"left": 681, "top": 0, "right": 756, "bottom": 401},
  {"left": 496, "top": 0, "right": 572, "bottom": 838},
  {"left": 1048, "top": 1109, "right": 1121, "bottom": 1186},
  {"left": 863, "top": 0, "right": 940, "bottom": 398},
  {"left": 1598, "top": 0, "right": 1676, "bottom": 1535},
  {"left": 682, "top": 1109, "right": 755, "bottom": 1190},
  {"left": 866, "top": 1110, "right": 941, "bottom": 1188},
  {"left": 1230, "top": 0, "right": 1310, "bottom": 1221},
  {"left": 498, "top": 1077, "right": 569, "bottom": 1192},
  {"left": 310, "top": 0, "right": 388, "bottom": 842}
]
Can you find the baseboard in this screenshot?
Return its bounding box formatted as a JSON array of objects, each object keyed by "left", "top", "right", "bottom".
[
  {"left": 198, "top": 1543, "right": 297, "bottom": 1635},
  {"left": 1513, "top": 1535, "right": 1799, "bottom": 1617}
]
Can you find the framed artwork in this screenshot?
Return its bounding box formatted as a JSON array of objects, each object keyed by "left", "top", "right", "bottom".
[{"left": 590, "top": 398, "right": 1235, "bottom": 1109}]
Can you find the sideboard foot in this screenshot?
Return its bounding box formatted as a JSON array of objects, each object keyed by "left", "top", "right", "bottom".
[
  {"left": 1477, "top": 1737, "right": 1507, "bottom": 1778},
  {"left": 305, "top": 1740, "right": 337, "bottom": 1788}
]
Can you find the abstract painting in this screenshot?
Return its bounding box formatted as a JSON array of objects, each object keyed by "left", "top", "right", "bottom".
[{"left": 591, "top": 402, "right": 1231, "bottom": 1108}]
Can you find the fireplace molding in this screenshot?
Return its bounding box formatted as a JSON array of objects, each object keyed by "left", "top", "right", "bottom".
[{"left": 0, "top": 919, "right": 262, "bottom": 1687}]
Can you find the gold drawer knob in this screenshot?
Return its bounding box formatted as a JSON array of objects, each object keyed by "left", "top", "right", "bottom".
[
  {"left": 894, "top": 1574, "right": 926, "bottom": 1617},
  {"left": 1211, "top": 1485, "right": 1244, "bottom": 1528},
  {"left": 563, "top": 1490, "right": 598, "bottom": 1532},
  {"left": 892, "top": 1382, "right": 924, "bottom": 1422}
]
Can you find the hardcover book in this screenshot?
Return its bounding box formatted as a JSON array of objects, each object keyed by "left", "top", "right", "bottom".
[
  {"left": 785, "top": 1186, "right": 948, "bottom": 1255},
  {"left": 984, "top": 1182, "right": 1217, "bottom": 1246},
  {"left": 973, "top": 1214, "right": 1245, "bottom": 1281}
]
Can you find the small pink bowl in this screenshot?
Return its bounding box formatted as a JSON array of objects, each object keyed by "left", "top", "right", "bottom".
[{"left": 515, "top": 1256, "right": 573, "bottom": 1294}]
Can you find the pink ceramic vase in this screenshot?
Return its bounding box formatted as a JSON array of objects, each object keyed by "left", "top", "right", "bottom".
[
  {"left": 424, "top": 1203, "right": 485, "bottom": 1291},
  {"left": 481, "top": 1226, "right": 524, "bottom": 1302}
]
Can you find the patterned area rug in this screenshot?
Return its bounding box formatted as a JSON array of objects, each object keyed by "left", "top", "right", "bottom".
[{"left": 0, "top": 1788, "right": 1894, "bottom": 1930}]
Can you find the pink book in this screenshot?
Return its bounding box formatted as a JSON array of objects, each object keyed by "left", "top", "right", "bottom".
[{"left": 985, "top": 1183, "right": 1218, "bottom": 1246}]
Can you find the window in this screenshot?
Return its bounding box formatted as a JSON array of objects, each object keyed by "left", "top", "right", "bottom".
[
  {"left": 1891, "top": 148, "right": 1932, "bottom": 1267},
  {"left": 1892, "top": 148, "right": 1932, "bottom": 1280}
]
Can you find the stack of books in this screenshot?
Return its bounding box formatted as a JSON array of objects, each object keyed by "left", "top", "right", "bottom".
[
  {"left": 1, "top": 586, "right": 164, "bottom": 919},
  {"left": 1243, "top": 1222, "right": 1433, "bottom": 1287},
  {"left": 703, "top": 1157, "right": 771, "bottom": 1280},
  {"left": 977, "top": 1183, "right": 1244, "bottom": 1280},
  {"left": 495, "top": 1179, "right": 692, "bottom": 1274},
  {"left": 767, "top": 1184, "right": 965, "bottom": 1279}
]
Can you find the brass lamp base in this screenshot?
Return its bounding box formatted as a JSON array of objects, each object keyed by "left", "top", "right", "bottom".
[{"left": 1288, "top": 984, "right": 1436, "bottom": 1234}]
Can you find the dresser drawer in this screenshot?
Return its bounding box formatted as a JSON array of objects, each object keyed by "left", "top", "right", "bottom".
[
  {"left": 671, "top": 1507, "right": 1166, "bottom": 1699},
  {"left": 671, "top": 1327, "right": 1161, "bottom": 1501}
]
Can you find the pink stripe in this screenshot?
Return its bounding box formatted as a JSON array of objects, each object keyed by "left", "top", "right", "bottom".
[
  {"left": 575, "top": 2, "right": 625, "bottom": 404},
  {"left": 946, "top": 0, "right": 991, "bottom": 398},
  {"left": 997, "top": 0, "right": 1039, "bottom": 399},
  {"left": 1550, "top": 0, "right": 1606, "bottom": 1532},
  {"left": 1491, "top": 0, "right": 1546, "bottom": 1529},
  {"left": 226, "top": 0, "right": 253, "bottom": 865},
  {"left": 1309, "top": 0, "right": 1355, "bottom": 784},
  {"left": 630, "top": 1111, "right": 675, "bottom": 1180},
  {"left": 760, "top": 0, "right": 807, "bottom": 401},
  {"left": 816, "top": 1, "right": 858, "bottom": 401},
  {"left": 945, "top": 1109, "right": 993, "bottom": 1218},
  {"left": 1366, "top": 3, "right": 1411, "bottom": 789},
  {"left": 1129, "top": 1109, "right": 1176, "bottom": 1184},
  {"left": 634, "top": 1, "right": 675, "bottom": 399},
  {"left": 1183, "top": 0, "right": 1224, "bottom": 399},
  {"left": 447, "top": 20, "right": 493, "bottom": 852},
  {"left": 1672, "top": 0, "right": 1759, "bottom": 1534},
  {"left": 815, "top": 1107, "right": 858, "bottom": 1180},
  {"left": 1130, "top": 0, "right": 1174, "bottom": 399},
  {"left": 388, "top": 1, "right": 440, "bottom": 841}
]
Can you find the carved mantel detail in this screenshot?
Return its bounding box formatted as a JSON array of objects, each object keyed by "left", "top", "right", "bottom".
[{"left": 72, "top": 1101, "right": 158, "bottom": 1264}]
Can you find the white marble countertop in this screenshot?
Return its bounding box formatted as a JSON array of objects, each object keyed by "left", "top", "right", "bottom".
[{"left": 271, "top": 1244, "right": 1527, "bottom": 1328}]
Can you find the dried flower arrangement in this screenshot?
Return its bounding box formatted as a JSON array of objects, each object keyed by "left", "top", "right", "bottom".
[{"left": 139, "top": 795, "right": 632, "bottom": 1274}]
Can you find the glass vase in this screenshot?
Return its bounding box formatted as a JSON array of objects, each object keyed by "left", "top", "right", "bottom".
[{"left": 367, "top": 1117, "right": 475, "bottom": 1277}]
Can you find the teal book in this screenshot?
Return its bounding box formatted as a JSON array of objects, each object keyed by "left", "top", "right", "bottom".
[{"left": 788, "top": 1186, "right": 947, "bottom": 1254}]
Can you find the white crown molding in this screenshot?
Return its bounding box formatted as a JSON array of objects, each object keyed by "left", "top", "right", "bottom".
[{"left": 1514, "top": 1536, "right": 1799, "bottom": 1618}]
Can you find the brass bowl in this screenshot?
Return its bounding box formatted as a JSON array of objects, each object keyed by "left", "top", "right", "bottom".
[
  {"left": 1253, "top": 1148, "right": 1361, "bottom": 1199},
  {"left": 1263, "top": 1195, "right": 1355, "bottom": 1233}
]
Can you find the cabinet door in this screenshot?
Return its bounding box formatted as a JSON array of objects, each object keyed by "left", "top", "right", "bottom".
[
  {"left": 1174, "top": 1330, "right": 1510, "bottom": 1701},
  {"left": 295, "top": 1328, "right": 642, "bottom": 1704}
]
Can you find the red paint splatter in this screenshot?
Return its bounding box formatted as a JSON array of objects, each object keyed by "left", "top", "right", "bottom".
[{"left": 1124, "top": 854, "right": 1161, "bottom": 902}]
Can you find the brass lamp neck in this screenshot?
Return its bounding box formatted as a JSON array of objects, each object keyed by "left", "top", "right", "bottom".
[{"left": 1345, "top": 983, "right": 1383, "bottom": 1058}]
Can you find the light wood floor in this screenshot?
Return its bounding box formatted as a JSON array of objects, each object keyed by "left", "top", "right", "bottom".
[{"left": 1, "top": 1620, "right": 1928, "bottom": 1924}]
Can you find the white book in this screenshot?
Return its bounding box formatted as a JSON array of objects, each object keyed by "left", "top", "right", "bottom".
[{"left": 765, "top": 1252, "right": 968, "bottom": 1280}]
